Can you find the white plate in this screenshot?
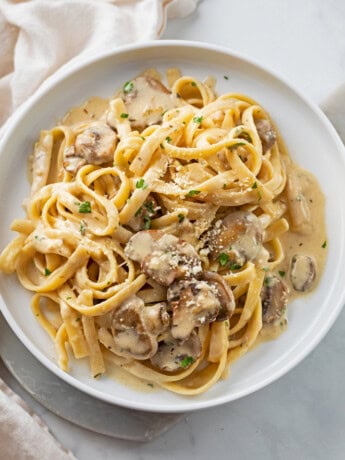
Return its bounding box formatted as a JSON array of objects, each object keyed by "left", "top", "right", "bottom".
[{"left": 0, "top": 41, "right": 344, "bottom": 413}]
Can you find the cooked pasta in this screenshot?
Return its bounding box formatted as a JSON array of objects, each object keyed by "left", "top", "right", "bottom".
[{"left": 0, "top": 69, "right": 327, "bottom": 395}]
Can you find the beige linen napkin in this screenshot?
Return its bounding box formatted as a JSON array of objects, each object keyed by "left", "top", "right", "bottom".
[
  {"left": 0, "top": 0, "right": 200, "bottom": 126},
  {"left": 0, "top": 0, "right": 199, "bottom": 458}
]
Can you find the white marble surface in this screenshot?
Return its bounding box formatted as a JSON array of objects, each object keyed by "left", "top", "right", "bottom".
[{"left": 2, "top": 0, "right": 345, "bottom": 459}]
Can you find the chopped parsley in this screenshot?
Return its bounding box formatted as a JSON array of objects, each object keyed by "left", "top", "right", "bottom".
[
  {"left": 120, "top": 113, "right": 129, "bottom": 118},
  {"left": 78, "top": 201, "right": 91, "bottom": 213},
  {"left": 160, "top": 143, "right": 165, "bottom": 150},
  {"left": 135, "top": 206, "right": 142, "bottom": 217},
  {"left": 140, "top": 136, "right": 146, "bottom": 141},
  {"left": 191, "top": 81, "right": 197, "bottom": 87},
  {"left": 166, "top": 136, "right": 172, "bottom": 143},
  {"left": 66, "top": 297, "right": 72, "bottom": 301},
  {"left": 224, "top": 75, "right": 229, "bottom": 80},
  {"left": 278, "top": 270, "right": 286, "bottom": 277},
  {"left": 227, "top": 142, "right": 246, "bottom": 150},
  {"left": 218, "top": 253, "right": 229, "bottom": 266},
  {"left": 178, "top": 213, "right": 185, "bottom": 223},
  {"left": 93, "top": 373, "right": 102, "bottom": 379},
  {"left": 143, "top": 216, "right": 151, "bottom": 230},
  {"left": 136, "top": 178, "right": 148, "bottom": 189},
  {"left": 186, "top": 189, "right": 201, "bottom": 197},
  {"left": 252, "top": 182, "right": 258, "bottom": 189},
  {"left": 322, "top": 240, "right": 327, "bottom": 248},
  {"left": 239, "top": 132, "right": 252, "bottom": 143},
  {"left": 147, "top": 383, "right": 154, "bottom": 388},
  {"left": 257, "top": 191, "right": 262, "bottom": 201},
  {"left": 79, "top": 220, "right": 86, "bottom": 235},
  {"left": 44, "top": 268, "right": 52, "bottom": 276},
  {"left": 180, "top": 356, "right": 194, "bottom": 368},
  {"left": 193, "top": 116, "right": 203, "bottom": 124},
  {"left": 223, "top": 183, "right": 228, "bottom": 189},
  {"left": 144, "top": 201, "right": 155, "bottom": 214},
  {"left": 229, "top": 263, "right": 242, "bottom": 271},
  {"left": 123, "top": 81, "right": 134, "bottom": 94}
]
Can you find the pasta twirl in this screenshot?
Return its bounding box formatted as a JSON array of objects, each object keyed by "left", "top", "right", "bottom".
[{"left": 0, "top": 70, "right": 327, "bottom": 394}]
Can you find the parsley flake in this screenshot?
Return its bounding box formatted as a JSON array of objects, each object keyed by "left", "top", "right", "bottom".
[
  {"left": 123, "top": 81, "right": 134, "bottom": 94},
  {"left": 186, "top": 189, "right": 201, "bottom": 197},
  {"left": 166, "top": 136, "right": 172, "bottom": 143},
  {"left": 224, "top": 75, "right": 229, "bottom": 80},
  {"left": 252, "top": 182, "right": 258, "bottom": 189},
  {"left": 135, "top": 206, "right": 142, "bottom": 217},
  {"left": 78, "top": 201, "right": 91, "bottom": 213},
  {"left": 44, "top": 268, "right": 52, "bottom": 276},
  {"left": 193, "top": 116, "right": 203, "bottom": 124},
  {"left": 218, "top": 253, "right": 229, "bottom": 266},
  {"left": 144, "top": 201, "right": 155, "bottom": 214},
  {"left": 227, "top": 142, "right": 246, "bottom": 150},
  {"left": 178, "top": 213, "right": 185, "bottom": 223},
  {"left": 180, "top": 356, "right": 194, "bottom": 368},
  {"left": 223, "top": 183, "right": 228, "bottom": 189},
  {"left": 120, "top": 113, "right": 129, "bottom": 119},
  {"left": 278, "top": 270, "right": 286, "bottom": 277},
  {"left": 191, "top": 81, "right": 197, "bottom": 87},
  {"left": 143, "top": 216, "right": 151, "bottom": 230},
  {"left": 229, "top": 263, "right": 242, "bottom": 271},
  {"left": 136, "top": 178, "right": 148, "bottom": 189},
  {"left": 322, "top": 240, "right": 327, "bottom": 248},
  {"left": 93, "top": 373, "right": 102, "bottom": 379},
  {"left": 160, "top": 143, "right": 165, "bottom": 150}
]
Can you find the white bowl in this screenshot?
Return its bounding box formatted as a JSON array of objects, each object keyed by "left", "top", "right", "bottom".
[{"left": 1, "top": 41, "right": 344, "bottom": 413}]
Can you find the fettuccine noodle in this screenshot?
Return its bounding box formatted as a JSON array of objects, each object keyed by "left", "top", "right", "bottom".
[{"left": 0, "top": 68, "right": 326, "bottom": 394}]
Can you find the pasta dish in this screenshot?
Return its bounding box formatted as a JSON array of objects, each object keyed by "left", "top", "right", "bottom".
[{"left": 0, "top": 69, "right": 327, "bottom": 395}]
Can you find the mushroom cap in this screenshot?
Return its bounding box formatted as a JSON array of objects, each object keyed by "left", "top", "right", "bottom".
[
  {"left": 205, "top": 211, "right": 263, "bottom": 267},
  {"left": 255, "top": 118, "right": 277, "bottom": 152},
  {"left": 168, "top": 278, "right": 221, "bottom": 340},
  {"left": 125, "top": 230, "right": 202, "bottom": 286},
  {"left": 150, "top": 332, "right": 202, "bottom": 372},
  {"left": 111, "top": 296, "right": 169, "bottom": 360},
  {"left": 290, "top": 254, "right": 316, "bottom": 292},
  {"left": 261, "top": 275, "right": 289, "bottom": 324},
  {"left": 202, "top": 271, "right": 235, "bottom": 321},
  {"left": 121, "top": 76, "right": 179, "bottom": 131}
]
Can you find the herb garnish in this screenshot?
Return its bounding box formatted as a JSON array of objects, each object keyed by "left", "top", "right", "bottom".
[
  {"left": 144, "top": 201, "right": 155, "bottom": 214},
  {"left": 178, "top": 213, "right": 185, "bottom": 223},
  {"left": 120, "top": 113, "right": 129, "bottom": 118},
  {"left": 143, "top": 216, "right": 151, "bottom": 229},
  {"left": 278, "top": 270, "right": 286, "bottom": 277},
  {"left": 123, "top": 81, "right": 134, "bottom": 94},
  {"left": 136, "top": 178, "right": 148, "bottom": 189},
  {"left": 229, "top": 263, "right": 242, "bottom": 271},
  {"left": 80, "top": 220, "right": 86, "bottom": 235},
  {"left": 322, "top": 240, "right": 327, "bottom": 248},
  {"left": 93, "top": 373, "right": 102, "bottom": 379},
  {"left": 218, "top": 253, "right": 229, "bottom": 266},
  {"left": 227, "top": 142, "right": 245, "bottom": 150},
  {"left": 44, "top": 268, "right": 52, "bottom": 276},
  {"left": 180, "top": 356, "right": 194, "bottom": 368},
  {"left": 224, "top": 75, "right": 229, "bottom": 80},
  {"left": 193, "top": 116, "right": 203, "bottom": 124},
  {"left": 135, "top": 206, "right": 142, "bottom": 217},
  {"left": 166, "top": 136, "right": 172, "bottom": 143},
  {"left": 160, "top": 143, "right": 165, "bottom": 150},
  {"left": 191, "top": 81, "right": 197, "bottom": 87},
  {"left": 252, "top": 182, "right": 258, "bottom": 189},
  {"left": 186, "top": 189, "right": 201, "bottom": 197},
  {"left": 78, "top": 201, "right": 91, "bottom": 213}
]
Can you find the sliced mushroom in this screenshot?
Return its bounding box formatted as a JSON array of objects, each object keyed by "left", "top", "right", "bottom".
[
  {"left": 150, "top": 332, "right": 202, "bottom": 372},
  {"left": 290, "top": 254, "right": 316, "bottom": 292},
  {"left": 125, "top": 230, "right": 202, "bottom": 286},
  {"left": 121, "top": 76, "right": 180, "bottom": 131},
  {"left": 261, "top": 275, "right": 289, "bottom": 324},
  {"left": 168, "top": 278, "right": 222, "bottom": 340},
  {"left": 64, "top": 122, "right": 117, "bottom": 174},
  {"left": 127, "top": 196, "right": 160, "bottom": 232},
  {"left": 204, "top": 211, "right": 263, "bottom": 267},
  {"left": 142, "top": 302, "right": 170, "bottom": 336},
  {"left": 111, "top": 295, "right": 169, "bottom": 360},
  {"left": 255, "top": 118, "right": 277, "bottom": 152},
  {"left": 202, "top": 271, "right": 236, "bottom": 321}
]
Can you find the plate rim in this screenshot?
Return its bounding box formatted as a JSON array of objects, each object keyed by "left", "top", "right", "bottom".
[{"left": 1, "top": 39, "right": 345, "bottom": 413}]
